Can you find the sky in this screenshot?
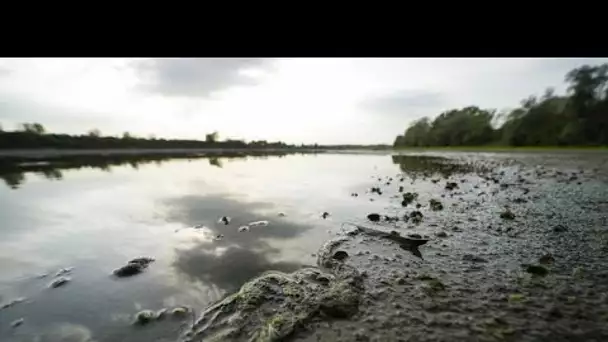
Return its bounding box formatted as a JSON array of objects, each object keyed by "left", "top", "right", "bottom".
[{"left": 1, "top": 58, "right": 607, "bottom": 145}]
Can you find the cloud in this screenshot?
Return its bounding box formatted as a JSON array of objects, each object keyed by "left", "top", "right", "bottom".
[
  {"left": 131, "top": 58, "right": 275, "bottom": 98},
  {"left": 361, "top": 90, "right": 447, "bottom": 115}
]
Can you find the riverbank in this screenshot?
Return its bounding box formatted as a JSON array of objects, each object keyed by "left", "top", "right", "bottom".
[{"left": 393, "top": 146, "right": 608, "bottom": 153}]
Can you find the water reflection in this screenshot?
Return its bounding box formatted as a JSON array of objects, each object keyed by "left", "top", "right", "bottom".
[
  {"left": 168, "top": 195, "right": 312, "bottom": 292},
  {"left": 391, "top": 154, "right": 478, "bottom": 178},
  {"left": 0, "top": 151, "right": 313, "bottom": 189}
]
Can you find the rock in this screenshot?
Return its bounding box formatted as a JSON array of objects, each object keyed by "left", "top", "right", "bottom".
[
  {"left": 398, "top": 186, "right": 404, "bottom": 192},
  {"left": 429, "top": 199, "right": 443, "bottom": 211},
  {"left": 113, "top": 257, "right": 154, "bottom": 277},
  {"left": 445, "top": 182, "right": 459, "bottom": 190},
  {"left": 55, "top": 267, "right": 74, "bottom": 277},
  {"left": 539, "top": 253, "right": 555, "bottom": 265},
  {"left": 134, "top": 310, "right": 156, "bottom": 325},
  {"left": 332, "top": 251, "right": 349, "bottom": 261},
  {"left": 402, "top": 192, "right": 418, "bottom": 206},
  {"left": 49, "top": 276, "right": 71, "bottom": 288},
  {"left": 278, "top": 212, "right": 287, "bottom": 216},
  {"left": 409, "top": 211, "right": 423, "bottom": 224},
  {"left": 9, "top": 318, "right": 24, "bottom": 329},
  {"left": 436, "top": 231, "right": 448, "bottom": 238},
  {"left": 463, "top": 254, "right": 488, "bottom": 263},
  {"left": 219, "top": 216, "right": 231, "bottom": 225},
  {"left": 155, "top": 308, "right": 168, "bottom": 320},
  {"left": 367, "top": 213, "right": 381, "bottom": 222},
  {"left": 171, "top": 307, "right": 189, "bottom": 317},
  {"left": 526, "top": 264, "right": 549, "bottom": 276},
  {"left": 553, "top": 225, "right": 567, "bottom": 233},
  {"left": 500, "top": 209, "right": 516, "bottom": 220},
  {"left": 351, "top": 193, "right": 358, "bottom": 197},
  {"left": 408, "top": 233, "right": 422, "bottom": 239},
  {"left": 238, "top": 225, "right": 250, "bottom": 232},
  {"left": 322, "top": 212, "right": 330, "bottom": 219}
]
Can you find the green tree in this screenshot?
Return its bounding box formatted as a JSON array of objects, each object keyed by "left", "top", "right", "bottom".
[
  {"left": 205, "top": 131, "right": 219, "bottom": 143},
  {"left": 88, "top": 128, "right": 101, "bottom": 137}
]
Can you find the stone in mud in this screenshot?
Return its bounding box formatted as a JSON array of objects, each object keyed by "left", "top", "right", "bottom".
[
  {"left": 55, "top": 267, "right": 73, "bottom": 277},
  {"left": 332, "top": 251, "right": 349, "bottom": 261},
  {"left": 278, "top": 212, "right": 287, "bottom": 216},
  {"left": 1, "top": 297, "right": 26, "bottom": 310},
  {"left": 539, "top": 253, "right": 555, "bottom": 265},
  {"left": 463, "top": 254, "right": 488, "bottom": 263},
  {"left": 429, "top": 199, "right": 444, "bottom": 211},
  {"left": 249, "top": 220, "right": 269, "bottom": 227},
  {"left": 553, "top": 224, "right": 567, "bottom": 233},
  {"left": 322, "top": 212, "right": 330, "bottom": 219},
  {"left": 408, "top": 233, "right": 422, "bottom": 239},
  {"left": 218, "top": 216, "right": 231, "bottom": 225},
  {"left": 500, "top": 208, "right": 516, "bottom": 220},
  {"left": 367, "top": 213, "right": 381, "bottom": 222},
  {"left": 134, "top": 310, "right": 156, "bottom": 325},
  {"left": 155, "top": 308, "right": 168, "bottom": 320},
  {"left": 436, "top": 231, "right": 448, "bottom": 238},
  {"left": 401, "top": 192, "right": 418, "bottom": 206},
  {"left": 238, "top": 225, "right": 250, "bottom": 232},
  {"left": 445, "top": 182, "right": 459, "bottom": 190},
  {"left": 526, "top": 264, "right": 549, "bottom": 276},
  {"left": 398, "top": 186, "right": 404, "bottom": 192},
  {"left": 49, "top": 276, "right": 71, "bottom": 288},
  {"left": 172, "top": 307, "right": 190, "bottom": 317},
  {"left": 409, "top": 210, "right": 423, "bottom": 224}
]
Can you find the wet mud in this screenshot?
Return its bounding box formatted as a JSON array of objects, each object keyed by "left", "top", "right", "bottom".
[{"left": 181, "top": 153, "right": 608, "bottom": 342}]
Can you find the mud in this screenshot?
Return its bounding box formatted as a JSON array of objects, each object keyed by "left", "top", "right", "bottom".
[{"left": 180, "top": 153, "right": 608, "bottom": 342}]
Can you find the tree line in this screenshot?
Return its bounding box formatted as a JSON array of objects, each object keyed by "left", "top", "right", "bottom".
[
  {"left": 394, "top": 63, "right": 608, "bottom": 147},
  {"left": 0, "top": 124, "right": 299, "bottom": 150}
]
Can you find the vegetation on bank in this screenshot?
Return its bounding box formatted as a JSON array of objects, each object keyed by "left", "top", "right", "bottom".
[
  {"left": 0, "top": 124, "right": 391, "bottom": 151},
  {"left": 394, "top": 63, "right": 608, "bottom": 148}
]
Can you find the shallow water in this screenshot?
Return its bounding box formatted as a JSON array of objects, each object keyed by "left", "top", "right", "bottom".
[{"left": 1, "top": 151, "right": 607, "bottom": 342}]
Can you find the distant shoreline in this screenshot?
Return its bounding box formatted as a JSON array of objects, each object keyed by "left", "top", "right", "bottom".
[{"left": 392, "top": 146, "right": 608, "bottom": 153}]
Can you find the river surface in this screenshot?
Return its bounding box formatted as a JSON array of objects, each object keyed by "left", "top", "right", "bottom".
[{"left": 1, "top": 151, "right": 608, "bottom": 342}]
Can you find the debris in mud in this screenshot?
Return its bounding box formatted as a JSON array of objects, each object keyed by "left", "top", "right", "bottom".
[
  {"left": 398, "top": 186, "right": 404, "bottom": 192},
  {"left": 351, "top": 193, "right": 358, "bottom": 197},
  {"left": 539, "top": 253, "right": 555, "bottom": 265},
  {"left": 55, "top": 267, "right": 74, "bottom": 277},
  {"left": 415, "top": 203, "right": 422, "bottom": 209},
  {"left": 367, "top": 213, "right": 381, "bottom": 222},
  {"left": 553, "top": 224, "right": 567, "bottom": 233},
  {"left": 508, "top": 293, "right": 526, "bottom": 303},
  {"left": 1, "top": 297, "right": 26, "bottom": 310},
  {"left": 401, "top": 192, "right": 418, "bottom": 206},
  {"left": 332, "top": 251, "right": 349, "bottom": 261},
  {"left": 113, "top": 257, "right": 155, "bottom": 278},
  {"left": 512, "top": 197, "right": 528, "bottom": 204},
  {"left": 445, "top": 182, "right": 459, "bottom": 190},
  {"left": 214, "top": 234, "right": 225, "bottom": 241},
  {"left": 49, "top": 276, "right": 71, "bottom": 288},
  {"left": 249, "top": 220, "right": 269, "bottom": 227},
  {"left": 370, "top": 187, "right": 382, "bottom": 195},
  {"left": 278, "top": 212, "right": 287, "bottom": 217},
  {"left": 219, "top": 216, "right": 231, "bottom": 225},
  {"left": 171, "top": 306, "right": 190, "bottom": 317},
  {"left": 322, "top": 212, "right": 330, "bottom": 219},
  {"left": 409, "top": 211, "right": 423, "bottom": 224},
  {"left": 238, "top": 225, "right": 250, "bottom": 232},
  {"left": 384, "top": 215, "right": 399, "bottom": 223},
  {"left": 10, "top": 318, "right": 24, "bottom": 328},
  {"left": 429, "top": 199, "right": 444, "bottom": 211},
  {"left": 408, "top": 233, "right": 422, "bottom": 239},
  {"left": 500, "top": 208, "right": 516, "bottom": 220},
  {"left": 525, "top": 264, "right": 549, "bottom": 276}
]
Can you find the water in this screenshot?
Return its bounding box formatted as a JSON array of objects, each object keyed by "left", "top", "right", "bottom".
[
  {"left": 0, "top": 152, "right": 413, "bottom": 342},
  {"left": 1, "top": 151, "right": 607, "bottom": 342}
]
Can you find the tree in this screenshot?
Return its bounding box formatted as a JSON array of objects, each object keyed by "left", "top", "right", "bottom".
[
  {"left": 20, "top": 122, "right": 46, "bottom": 134},
  {"left": 205, "top": 131, "right": 219, "bottom": 143},
  {"left": 88, "top": 128, "right": 101, "bottom": 137},
  {"left": 122, "top": 131, "right": 132, "bottom": 139}
]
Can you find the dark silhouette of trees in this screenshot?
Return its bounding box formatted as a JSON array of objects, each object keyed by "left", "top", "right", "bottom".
[{"left": 394, "top": 63, "right": 608, "bottom": 147}]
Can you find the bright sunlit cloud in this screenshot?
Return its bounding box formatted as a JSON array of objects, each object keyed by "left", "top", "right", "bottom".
[{"left": 1, "top": 57, "right": 607, "bottom": 144}]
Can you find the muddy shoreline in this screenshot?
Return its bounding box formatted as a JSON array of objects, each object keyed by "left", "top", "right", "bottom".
[{"left": 180, "top": 154, "right": 608, "bottom": 342}]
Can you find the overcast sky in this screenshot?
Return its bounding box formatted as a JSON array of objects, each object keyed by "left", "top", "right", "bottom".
[{"left": 1, "top": 58, "right": 606, "bottom": 144}]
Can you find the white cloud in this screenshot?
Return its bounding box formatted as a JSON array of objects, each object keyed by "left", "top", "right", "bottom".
[{"left": 0, "top": 58, "right": 606, "bottom": 144}]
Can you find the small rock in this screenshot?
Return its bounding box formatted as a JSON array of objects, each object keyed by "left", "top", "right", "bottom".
[
  {"left": 367, "top": 213, "right": 381, "bottom": 222},
  {"left": 134, "top": 310, "right": 156, "bottom": 325},
  {"left": 113, "top": 263, "right": 145, "bottom": 277},
  {"left": 332, "top": 251, "right": 349, "bottom": 261},
  {"left": 463, "top": 254, "right": 488, "bottom": 263},
  {"left": 445, "top": 182, "right": 458, "bottom": 190},
  {"left": 500, "top": 209, "right": 516, "bottom": 220},
  {"left": 553, "top": 225, "right": 567, "bottom": 233},
  {"left": 238, "top": 225, "right": 250, "bottom": 232},
  {"left": 49, "top": 276, "right": 70, "bottom": 288},
  {"left": 526, "top": 264, "right": 549, "bottom": 276},
  {"left": 218, "top": 216, "right": 231, "bottom": 225},
  {"left": 171, "top": 307, "right": 189, "bottom": 317},
  {"left": 429, "top": 199, "right": 443, "bottom": 211},
  {"left": 1, "top": 297, "right": 26, "bottom": 310},
  {"left": 408, "top": 233, "right": 422, "bottom": 239},
  {"left": 249, "top": 220, "right": 269, "bottom": 227},
  {"left": 11, "top": 318, "right": 24, "bottom": 328},
  {"left": 322, "top": 212, "right": 330, "bottom": 219},
  {"left": 155, "top": 308, "right": 168, "bottom": 320},
  {"left": 55, "top": 267, "right": 74, "bottom": 277},
  {"left": 539, "top": 253, "right": 555, "bottom": 265},
  {"left": 436, "top": 231, "right": 448, "bottom": 238},
  {"left": 278, "top": 212, "right": 286, "bottom": 216}
]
